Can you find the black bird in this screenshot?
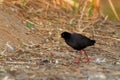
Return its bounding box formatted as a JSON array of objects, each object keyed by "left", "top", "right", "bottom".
[{"left": 61, "top": 31, "right": 96, "bottom": 63}]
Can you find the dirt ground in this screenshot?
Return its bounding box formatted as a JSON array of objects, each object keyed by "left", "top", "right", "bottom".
[{"left": 0, "top": 0, "right": 120, "bottom": 80}]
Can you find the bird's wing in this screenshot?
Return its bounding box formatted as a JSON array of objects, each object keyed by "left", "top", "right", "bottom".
[{"left": 72, "top": 33, "right": 91, "bottom": 46}]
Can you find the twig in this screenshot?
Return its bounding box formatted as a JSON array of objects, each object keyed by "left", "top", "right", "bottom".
[
  {"left": 103, "top": 15, "right": 108, "bottom": 23},
  {"left": 94, "top": 34, "right": 120, "bottom": 41},
  {"left": 79, "top": 0, "right": 88, "bottom": 22},
  {"left": 78, "top": 0, "right": 88, "bottom": 32},
  {"left": 91, "top": 25, "right": 95, "bottom": 39},
  {"left": 95, "top": 44, "right": 119, "bottom": 54},
  {"left": 108, "top": 0, "right": 120, "bottom": 21},
  {"left": 5, "top": 61, "right": 36, "bottom": 65},
  {"left": 0, "top": 46, "right": 7, "bottom": 56},
  {"left": 82, "top": 32, "right": 120, "bottom": 41}
]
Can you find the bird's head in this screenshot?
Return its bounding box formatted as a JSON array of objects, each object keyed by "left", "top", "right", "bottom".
[{"left": 61, "top": 32, "right": 71, "bottom": 39}]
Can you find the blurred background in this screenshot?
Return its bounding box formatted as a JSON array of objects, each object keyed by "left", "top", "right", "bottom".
[{"left": 0, "top": 0, "right": 120, "bottom": 80}]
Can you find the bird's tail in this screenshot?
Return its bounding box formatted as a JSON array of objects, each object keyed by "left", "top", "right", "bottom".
[{"left": 89, "top": 40, "right": 96, "bottom": 46}]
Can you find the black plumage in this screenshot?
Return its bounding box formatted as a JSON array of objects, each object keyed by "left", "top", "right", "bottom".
[{"left": 61, "top": 31, "right": 96, "bottom": 63}]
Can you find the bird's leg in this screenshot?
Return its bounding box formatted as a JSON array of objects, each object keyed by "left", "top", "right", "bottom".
[
  {"left": 83, "top": 50, "right": 91, "bottom": 63},
  {"left": 76, "top": 50, "right": 83, "bottom": 64}
]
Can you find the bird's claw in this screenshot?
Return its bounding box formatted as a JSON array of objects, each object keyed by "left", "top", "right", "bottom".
[{"left": 84, "top": 57, "right": 91, "bottom": 64}]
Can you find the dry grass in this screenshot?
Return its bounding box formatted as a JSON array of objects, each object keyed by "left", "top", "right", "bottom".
[{"left": 0, "top": 0, "right": 120, "bottom": 80}]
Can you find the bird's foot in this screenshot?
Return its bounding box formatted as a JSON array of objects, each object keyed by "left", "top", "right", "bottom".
[
  {"left": 75, "top": 60, "right": 81, "bottom": 64},
  {"left": 73, "top": 58, "right": 80, "bottom": 64},
  {"left": 84, "top": 57, "right": 91, "bottom": 64}
]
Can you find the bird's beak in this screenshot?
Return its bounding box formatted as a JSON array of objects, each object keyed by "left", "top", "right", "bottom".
[{"left": 58, "top": 35, "right": 62, "bottom": 39}]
